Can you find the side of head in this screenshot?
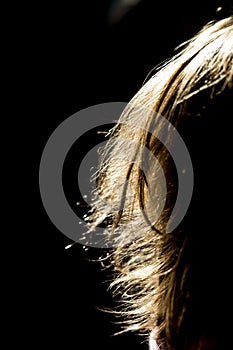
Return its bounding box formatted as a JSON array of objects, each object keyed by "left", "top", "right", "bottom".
[{"left": 88, "top": 15, "right": 233, "bottom": 349}]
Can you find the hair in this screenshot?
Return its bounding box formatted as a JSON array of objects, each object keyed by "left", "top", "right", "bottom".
[{"left": 87, "top": 15, "right": 233, "bottom": 349}]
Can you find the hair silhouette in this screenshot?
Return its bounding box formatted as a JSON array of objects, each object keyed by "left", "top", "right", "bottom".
[{"left": 87, "top": 14, "right": 233, "bottom": 350}]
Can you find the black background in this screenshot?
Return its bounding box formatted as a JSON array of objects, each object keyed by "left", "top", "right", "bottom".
[{"left": 25, "top": 1, "right": 228, "bottom": 349}]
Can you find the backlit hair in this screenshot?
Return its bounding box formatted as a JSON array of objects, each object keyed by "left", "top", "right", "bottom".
[{"left": 87, "top": 15, "right": 233, "bottom": 349}]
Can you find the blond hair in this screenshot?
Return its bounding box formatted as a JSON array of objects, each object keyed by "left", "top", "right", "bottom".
[{"left": 87, "top": 15, "right": 233, "bottom": 349}]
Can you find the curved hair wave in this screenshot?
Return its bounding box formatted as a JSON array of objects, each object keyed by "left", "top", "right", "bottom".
[{"left": 86, "top": 15, "right": 233, "bottom": 350}]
